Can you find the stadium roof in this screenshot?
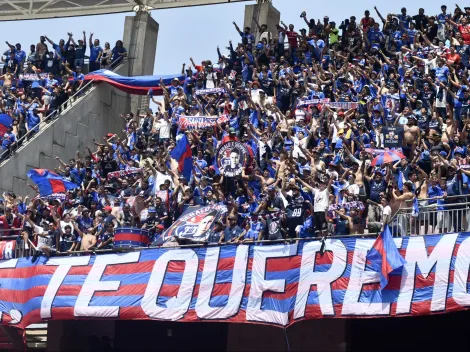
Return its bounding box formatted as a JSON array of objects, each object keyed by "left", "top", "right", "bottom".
[{"left": 0, "top": 0, "right": 251, "bottom": 21}]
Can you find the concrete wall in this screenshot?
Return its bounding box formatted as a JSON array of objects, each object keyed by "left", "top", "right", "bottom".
[
  {"left": 244, "top": 2, "right": 281, "bottom": 43},
  {"left": 123, "top": 12, "right": 159, "bottom": 113},
  {"left": 0, "top": 64, "right": 131, "bottom": 197}
]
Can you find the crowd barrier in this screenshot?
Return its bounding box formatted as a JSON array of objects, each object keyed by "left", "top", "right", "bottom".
[
  {"left": 2, "top": 195, "right": 470, "bottom": 259},
  {"left": 392, "top": 194, "right": 470, "bottom": 237}
]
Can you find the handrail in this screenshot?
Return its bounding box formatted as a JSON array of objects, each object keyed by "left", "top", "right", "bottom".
[
  {"left": 395, "top": 201, "right": 470, "bottom": 212},
  {"left": 0, "top": 57, "right": 126, "bottom": 165},
  {"left": 52, "top": 233, "right": 382, "bottom": 256}
]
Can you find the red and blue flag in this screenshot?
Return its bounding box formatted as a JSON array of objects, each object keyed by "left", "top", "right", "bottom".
[
  {"left": 366, "top": 225, "right": 406, "bottom": 289},
  {"left": 0, "top": 114, "right": 13, "bottom": 136},
  {"left": 27, "top": 169, "right": 79, "bottom": 196},
  {"left": 84, "top": 69, "right": 186, "bottom": 95},
  {"left": 170, "top": 135, "right": 193, "bottom": 181}
]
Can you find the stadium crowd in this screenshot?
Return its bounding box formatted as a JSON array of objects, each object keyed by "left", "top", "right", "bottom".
[
  {"left": 0, "top": 32, "right": 127, "bottom": 154},
  {"left": 2, "top": 4, "right": 470, "bottom": 257}
]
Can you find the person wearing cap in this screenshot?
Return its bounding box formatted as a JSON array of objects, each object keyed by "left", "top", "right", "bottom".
[
  {"left": 116, "top": 203, "right": 134, "bottom": 227},
  {"left": 76, "top": 205, "right": 93, "bottom": 232},
  {"left": 97, "top": 222, "right": 114, "bottom": 250},
  {"left": 221, "top": 127, "right": 239, "bottom": 144},
  {"left": 141, "top": 206, "right": 159, "bottom": 235},
  {"left": 219, "top": 214, "right": 243, "bottom": 243},
  {"left": 24, "top": 215, "right": 58, "bottom": 260}
]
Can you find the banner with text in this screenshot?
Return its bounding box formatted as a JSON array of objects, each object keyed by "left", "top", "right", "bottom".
[
  {"left": 0, "top": 233, "right": 469, "bottom": 329},
  {"left": 177, "top": 115, "right": 229, "bottom": 131}
]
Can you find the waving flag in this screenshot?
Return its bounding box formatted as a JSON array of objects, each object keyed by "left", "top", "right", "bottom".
[
  {"left": 366, "top": 225, "right": 406, "bottom": 289},
  {"left": 170, "top": 135, "right": 193, "bottom": 181},
  {"left": 27, "top": 169, "right": 79, "bottom": 196},
  {"left": 85, "top": 70, "right": 186, "bottom": 95},
  {"left": 0, "top": 114, "right": 13, "bottom": 135}
]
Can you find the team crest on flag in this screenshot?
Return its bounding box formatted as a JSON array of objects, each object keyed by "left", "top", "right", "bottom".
[{"left": 216, "top": 141, "right": 249, "bottom": 177}]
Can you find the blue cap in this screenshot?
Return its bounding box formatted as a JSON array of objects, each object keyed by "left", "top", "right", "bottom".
[
  {"left": 256, "top": 43, "right": 264, "bottom": 50},
  {"left": 440, "top": 151, "right": 448, "bottom": 157},
  {"left": 148, "top": 207, "right": 156, "bottom": 213},
  {"left": 267, "top": 186, "right": 275, "bottom": 192},
  {"left": 455, "top": 147, "right": 464, "bottom": 155}
]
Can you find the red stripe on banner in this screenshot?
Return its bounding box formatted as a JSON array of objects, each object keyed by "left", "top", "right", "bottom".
[
  {"left": 452, "top": 244, "right": 461, "bottom": 257},
  {"left": 347, "top": 251, "right": 355, "bottom": 265},
  {"left": 331, "top": 277, "right": 350, "bottom": 291},
  {"left": 263, "top": 282, "right": 299, "bottom": 301},
  {"left": 103, "top": 261, "right": 157, "bottom": 275},
  {"left": 211, "top": 283, "right": 233, "bottom": 297},
  {"left": 0, "top": 265, "right": 92, "bottom": 279},
  {"left": 0, "top": 286, "right": 48, "bottom": 304},
  {"left": 315, "top": 251, "right": 334, "bottom": 265},
  {"left": 266, "top": 256, "right": 301, "bottom": 272},
  {"left": 217, "top": 257, "right": 236, "bottom": 272}
]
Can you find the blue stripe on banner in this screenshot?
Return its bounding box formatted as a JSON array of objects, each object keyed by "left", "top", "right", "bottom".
[{"left": 3, "top": 234, "right": 470, "bottom": 329}]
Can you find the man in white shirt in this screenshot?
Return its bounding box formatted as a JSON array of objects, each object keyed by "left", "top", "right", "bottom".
[{"left": 158, "top": 112, "right": 171, "bottom": 143}]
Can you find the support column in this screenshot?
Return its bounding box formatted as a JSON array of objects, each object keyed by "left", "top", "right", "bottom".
[
  {"left": 122, "top": 11, "right": 159, "bottom": 114},
  {"left": 244, "top": 1, "right": 280, "bottom": 43}
]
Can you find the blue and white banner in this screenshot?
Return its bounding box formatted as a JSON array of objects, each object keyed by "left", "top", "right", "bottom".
[{"left": 0, "top": 233, "right": 469, "bottom": 329}]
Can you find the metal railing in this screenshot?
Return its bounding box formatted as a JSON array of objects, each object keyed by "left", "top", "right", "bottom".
[
  {"left": 0, "top": 57, "right": 126, "bottom": 166},
  {"left": 393, "top": 199, "right": 470, "bottom": 236}
]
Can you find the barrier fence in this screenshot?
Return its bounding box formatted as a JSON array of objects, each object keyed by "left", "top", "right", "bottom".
[{"left": 2, "top": 193, "right": 470, "bottom": 259}]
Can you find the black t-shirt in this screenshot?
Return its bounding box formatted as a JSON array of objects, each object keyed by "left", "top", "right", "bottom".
[
  {"left": 266, "top": 195, "right": 285, "bottom": 212},
  {"left": 100, "top": 158, "right": 118, "bottom": 177},
  {"left": 286, "top": 195, "right": 307, "bottom": 230}
]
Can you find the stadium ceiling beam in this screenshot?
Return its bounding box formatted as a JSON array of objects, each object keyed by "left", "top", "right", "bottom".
[{"left": 0, "top": 0, "right": 252, "bottom": 21}]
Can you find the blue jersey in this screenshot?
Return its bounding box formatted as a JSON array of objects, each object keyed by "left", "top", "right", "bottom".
[{"left": 89, "top": 45, "right": 103, "bottom": 62}]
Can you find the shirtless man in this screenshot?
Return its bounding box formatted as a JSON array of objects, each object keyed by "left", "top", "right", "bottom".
[
  {"left": 391, "top": 181, "right": 415, "bottom": 235},
  {"left": 402, "top": 116, "right": 421, "bottom": 157},
  {"left": 72, "top": 222, "right": 97, "bottom": 251},
  {"left": 0, "top": 69, "right": 14, "bottom": 92},
  {"left": 409, "top": 165, "right": 429, "bottom": 234}
]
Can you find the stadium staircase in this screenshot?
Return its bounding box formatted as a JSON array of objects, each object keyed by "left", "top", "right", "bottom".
[{"left": 0, "top": 61, "right": 130, "bottom": 197}]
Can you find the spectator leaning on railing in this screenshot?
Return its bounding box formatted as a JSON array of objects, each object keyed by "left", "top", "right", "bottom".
[{"left": 4, "top": 4, "right": 470, "bottom": 259}]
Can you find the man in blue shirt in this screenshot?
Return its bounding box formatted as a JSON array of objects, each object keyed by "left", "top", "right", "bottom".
[
  {"left": 27, "top": 108, "right": 41, "bottom": 137},
  {"left": 0, "top": 126, "right": 15, "bottom": 161},
  {"left": 367, "top": 22, "right": 385, "bottom": 46},
  {"left": 233, "top": 22, "right": 255, "bottom": 45},
  {"left": 88, "top": 33, "right": 102, "bottom": 72},
  {"left": 12, "top": 43, "right": 25, "bottom": 74}
]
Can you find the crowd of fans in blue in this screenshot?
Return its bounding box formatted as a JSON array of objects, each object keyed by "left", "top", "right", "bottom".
[
  {"left": 1, "top": 4, "right": 470, "bottom": 256},
  {"left": 0, "top": 33, "right": 127, "bottom": 152}
]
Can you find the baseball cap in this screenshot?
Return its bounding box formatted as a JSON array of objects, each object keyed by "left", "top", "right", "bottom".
[
  {"left": 157, "top": 224, "right": 164, "bottom": 230},
  {"left": 104, "top": 206, "right": 113, "bottom": 213},
  {"left": 148, "top": 207, "right": 157, "bottom": 213},
  {"left": 229, "top": 127, "right": 236, "bottom": 134}
]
